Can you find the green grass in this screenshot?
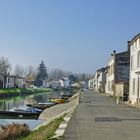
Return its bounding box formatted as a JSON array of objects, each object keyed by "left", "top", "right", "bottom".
[
  {"left": 0, "top": 88, "right": 52, "bottom": 98},
  {"left": 21, "top": 116, "right": 64, "bottom": 140}
]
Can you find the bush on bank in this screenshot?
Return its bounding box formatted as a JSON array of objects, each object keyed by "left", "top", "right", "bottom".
[
  {"left": 0, "top": 116, "right": 64, "bottom": 140},
  {"left": 0, "top": 123, "right": 31, "bottom": 140}
]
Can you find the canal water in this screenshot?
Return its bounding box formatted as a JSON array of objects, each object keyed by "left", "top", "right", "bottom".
[{"left": 0, "top": 91, "right": 68, "bottom": 129}]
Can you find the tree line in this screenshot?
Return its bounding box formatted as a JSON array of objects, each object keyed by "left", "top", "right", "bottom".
[{"left": 0, "top": 57, "right": 92, "bottom": 86}]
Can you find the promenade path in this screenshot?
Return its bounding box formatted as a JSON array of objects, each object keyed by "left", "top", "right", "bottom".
[{"left": 63, "top": 90, "right": 140, "bottom": 140}]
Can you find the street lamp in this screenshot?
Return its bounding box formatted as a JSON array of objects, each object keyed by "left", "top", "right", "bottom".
[{"left": 135, "top": 71, "right": 140, "bottom": 104}]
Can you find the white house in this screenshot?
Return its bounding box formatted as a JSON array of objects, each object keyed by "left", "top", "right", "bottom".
[
  {"left": 15, "top": 76, "right": 26, "bottom": 88},
  {"left": 88, "top": 78, "right": 94, "bottom": 90},
  {"left": 96, "top": 67, "right": 107, "bottom": 93},
  {"left": 128, "top": 33, "right": 140, "bottom": 104},
  {"left": 105, "top": 53, "right": 116, "bottom": 96},
  {"left": 59, "top": 77, "right": 71, "bottom": 88},
  {"left": 5, "top": 75, "right": 15, "bottom": 88}
]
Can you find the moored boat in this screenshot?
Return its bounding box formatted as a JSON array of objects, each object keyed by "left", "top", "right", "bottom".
[
  {"left": 50, "top": 98, "right": 65, "bottom": 104},
  {"left": 14, "top": 107, "right": 43, "bottom": 113},
  {"left": 0, "top": 110, "right": 40, "bottom": 120},
  {"left": 26, "top": 102, "right": 56, "bottom": 110}
]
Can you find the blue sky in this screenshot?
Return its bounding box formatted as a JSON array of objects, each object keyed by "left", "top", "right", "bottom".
[{"left": 0, "top": 0, "right": 140, "bottom": 74}]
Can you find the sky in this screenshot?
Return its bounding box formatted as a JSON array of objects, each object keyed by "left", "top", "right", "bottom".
[{"left": 0, "top": 0, "right": 140, "bottom": 74}]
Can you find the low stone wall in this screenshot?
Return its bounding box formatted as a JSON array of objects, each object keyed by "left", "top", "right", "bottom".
[{"left": 34, "top": 91, "right": 80, "bottom": 130}]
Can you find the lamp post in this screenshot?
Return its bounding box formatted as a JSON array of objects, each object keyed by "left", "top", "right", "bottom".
[{"left": 135, "top": 71, "right": 140, "bottom": 104}]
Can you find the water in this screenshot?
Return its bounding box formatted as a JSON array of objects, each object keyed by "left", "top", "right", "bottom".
[
  {"left": 0, "top": 90, "right": 69, "bottom": 129},
  {"left": 0, "top": 91, "right": 62, "bottom": 111}
]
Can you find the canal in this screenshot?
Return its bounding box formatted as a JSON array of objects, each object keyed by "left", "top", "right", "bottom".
[{"left": 0, "top": 90, "right": 69, "bottom": 129}]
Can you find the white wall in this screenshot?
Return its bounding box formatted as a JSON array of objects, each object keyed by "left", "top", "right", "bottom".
[
  {"left": 129, "top": 37, "right": 140, "bottom": 104},
  {"left": 106, "top": 56, "right": 115, "bottom": 95}
]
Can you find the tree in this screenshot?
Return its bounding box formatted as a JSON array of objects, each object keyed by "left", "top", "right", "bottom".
[
  {"left": 68, "top": 74, "right": 77, "bottom": 83},
  {"left": 14, "top": 64, "right": 27, "bottom": 77},
  {"left": 0, "top": 57, "right": 11, "bottom": 75},
  {"left": 34, "top": 61, "right": 48, "bottom": 87},
  {"left": 48, "top": 69, "right": 70, "bottom": 81},
  {"left": 26, "top": 65, "right": 37, "bottom": 81}
]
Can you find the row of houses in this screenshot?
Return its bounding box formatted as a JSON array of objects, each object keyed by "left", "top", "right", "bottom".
[
  {"left": 88, "top": 33, "right": 140, "bottom": 105},
  {"left": 0, "top": 74, "right": 26, "bottom": 88},
  {"left": 0, "top": 74, "right": 73, "bottom": 89},
  {"left": 46, "top": 77, "right": 71, "bottom": 89}
]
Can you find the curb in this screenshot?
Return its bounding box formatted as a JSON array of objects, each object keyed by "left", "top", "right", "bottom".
[
  {"left": 49, "top": 114, "right": 72, "bottom": 140},
  {"left": 49, "top": 92, "right": 80, "bottom": 140},
  {"left": 34, "top": 91, "right": 80, "bottom": 131}
]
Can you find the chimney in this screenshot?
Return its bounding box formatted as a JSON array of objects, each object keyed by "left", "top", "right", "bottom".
[
  {"left": 113, "top": 50, "right": 116, "bottom": 54},
  {"left": 127, "top": 41, "right": 130, "bottom": 51}
]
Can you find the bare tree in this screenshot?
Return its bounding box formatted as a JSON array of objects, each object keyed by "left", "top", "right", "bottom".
[
  {"left": 14, "top": 64, "right": 27, "bottom": 77},
  {"left": 48, "top": 69, "right": 71, "bottom": 81},
  {"left": 26, "top": 65, "right": 37, "bottom": 81},
  {"left": 0, "top": 57, "right": 11, "bottom": 75}
]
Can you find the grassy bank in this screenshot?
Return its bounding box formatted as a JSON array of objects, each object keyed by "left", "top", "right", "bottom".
[
  {"left": 21, "top": 116, "right": 64, "bottom": 140},
  {"left": 0, "top": 88, "right": 52, "bottom": 98}
]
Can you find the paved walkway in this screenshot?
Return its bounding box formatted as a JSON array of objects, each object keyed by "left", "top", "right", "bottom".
[{"left": 63, "top": 90, "right": 140, "bottom": 140}]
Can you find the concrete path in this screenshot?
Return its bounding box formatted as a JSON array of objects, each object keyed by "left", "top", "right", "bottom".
[{"left": 63, "top": 90, "right": 140, "bottom": 140}]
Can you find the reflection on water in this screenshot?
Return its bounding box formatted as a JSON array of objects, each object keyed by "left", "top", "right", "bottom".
[
  {"left": 0, "top": 91, "right": 65, "bottom": 111},
  {"left": 0, "top": 91, "right": 72, "bottom": 129}
]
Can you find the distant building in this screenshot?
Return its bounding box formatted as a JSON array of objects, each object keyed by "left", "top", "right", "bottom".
[
  {"left": 96, "top": 67, "right": 107, "bottom": 93},
  {"left": 0, "top": 74, "right": 26, "bottom": 88},
  {"left": 0, "top": 74, "right": 5, "bottom": 88},
  {"left": 15, "top": 76, "right": 26, "bottom": 88},
  {"left": 59, "top": 77, "right": 71, "bottom": 88},
  {"left": 128, "top": 33, "right": 140, "bottom": 104},
  {"left": 88, "top": 78, "right": 94, "bottom": 90},
  {"left": 5, "top": 75, "right": 15, "bottom": 88}
]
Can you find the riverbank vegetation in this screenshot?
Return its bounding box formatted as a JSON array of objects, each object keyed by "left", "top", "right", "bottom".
[
  {"left": 0, "top": 123, "right": 31, "bottom": 140},
  {"left": 21, "top": 116, "right": 64, "bottom": 140},
  {"left": 0, "top": 88, "right": 52, "bottom": 98}
]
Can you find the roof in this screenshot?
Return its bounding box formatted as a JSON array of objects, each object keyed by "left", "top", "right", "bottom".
[
  {"left": 96, "top": 67, "right": 107, "bottom": 73},
  {"left": 128, "top": 33, "right": 140, "bottom": 46}
]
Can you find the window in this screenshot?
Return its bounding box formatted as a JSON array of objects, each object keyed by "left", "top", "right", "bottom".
[
  {"left": 133, "top": 78, "right": 135, "bottom": 95},
  {"left": 135, "top": 40, "right": 137, "bottom": 47},
  {"left": 108, "top": 81, "right": 110, "bottom": 91},
  {"left": 137, "top": 51, "right": 140, "bottom": 67},
  {"left": 130, "top": 56, "right": 133, "bottom": 70}
]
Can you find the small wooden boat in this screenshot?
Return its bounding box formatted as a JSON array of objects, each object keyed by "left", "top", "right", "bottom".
[
  {"left": 14, "top": 107, "right": 43, "bottom": 113},
  {"left": 0, "top": 110, "right": 40, "bottom": 120},
  {"left": 60, "top": 94, "right": 73, "bottom": 100},
  {"left": 50, "top": 98, "right": 65, "bottom": 104},
  {"left": 38, "top": 102, "right": 56, "bottom": 107},
  {"left": 26, "top": 102, "right": 56, "bottom": 110}
]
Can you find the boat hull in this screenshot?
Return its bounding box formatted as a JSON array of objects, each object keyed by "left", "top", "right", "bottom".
[
  {"left": 26, "top": 102, "right": 56, "bottom": 110},
  {"left": 0, "top": 111, "right": 40, "bottom": 120}
]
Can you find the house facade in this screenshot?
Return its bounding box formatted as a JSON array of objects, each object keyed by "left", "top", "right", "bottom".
[
  {"left": 105, "top": 50, "right": 130, "bottom": 96},
  {"left": 128, "top": 33, "right": 140, "bottom": 104},
  {"left": 15, "top": 76, "right": 26, "bottom": 88},
  {"left": 0, "top": 74, "right": 4, "bottom": 88},
  {"left": 94, "top": 68, "right": 107, "bottom": 93},
  {"left": 88, "top": 78, "right": 94, "bottom": 90},
  {"left": 5, "top": 75, "right": 15, "bottom": 88}
]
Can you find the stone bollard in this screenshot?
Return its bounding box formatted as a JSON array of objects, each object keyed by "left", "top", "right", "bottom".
[{"left": 116, "top": 97, "right": 119, "bottom": 104}]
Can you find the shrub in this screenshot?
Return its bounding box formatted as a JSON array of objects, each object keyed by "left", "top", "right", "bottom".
[{"left": 0, "top": 123, "right": 31, "bottom": 140}]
